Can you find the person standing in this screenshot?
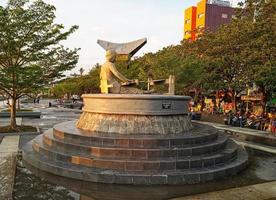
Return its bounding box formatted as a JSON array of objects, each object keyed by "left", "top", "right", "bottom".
[{"left": 271, "top": 115, "right": 276, "bottom": 134}]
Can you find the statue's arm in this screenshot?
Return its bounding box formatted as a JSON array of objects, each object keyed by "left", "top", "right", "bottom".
[{"left": 109, "top": 64, "right": 129, "bottom": 82}]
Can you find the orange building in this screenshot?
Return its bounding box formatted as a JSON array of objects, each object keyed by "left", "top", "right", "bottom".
[
  {"left": 184, "top": 6, "right": 197, "bottom": 41},
  {"left": 196, "top": 0, "right": 207, "bottom": 32},
  {"left": 184, "top": 0, "right": 235, "bottom": 41}
]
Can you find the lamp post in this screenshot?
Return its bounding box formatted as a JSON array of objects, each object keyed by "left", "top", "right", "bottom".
[{"left": 246, "top": 83, "right": 250, "bottom": 114}]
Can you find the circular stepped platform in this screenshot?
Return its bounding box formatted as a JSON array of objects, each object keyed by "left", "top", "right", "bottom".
[
  {"left": 53, "top": 121, "right": 219, "bottom": 147},
  {"left": 42, "top": 129, "right": 228, "bottom": 159},
  {"left": 22, "top": 120, "right": 248, "bottom": 185}
]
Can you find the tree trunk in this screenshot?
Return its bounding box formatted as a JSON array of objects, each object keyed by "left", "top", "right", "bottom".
[
  {"left": 17, "top": 99, "right": 20, "bottom": 110},
  {"left": 260, "top": 86, "right": 269, "bottom": 115},
  {"left": 10, "top": 97, "right": 17, "bottom": 130},
  {"left": 233, "top": 91, "right": 236, "bottom": 113}
]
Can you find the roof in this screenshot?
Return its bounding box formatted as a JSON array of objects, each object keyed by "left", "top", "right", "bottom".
[{"left": 97, "top": 38, "right": 147, "bottom": 57}]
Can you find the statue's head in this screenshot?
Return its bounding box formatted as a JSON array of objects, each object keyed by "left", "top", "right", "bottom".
[{"left": 105, "top": 50, "right": 117, "bottom": 62}]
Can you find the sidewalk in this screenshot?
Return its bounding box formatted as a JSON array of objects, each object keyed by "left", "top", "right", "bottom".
[
  {"left": 194, "top": 120, "right": 276, "bottom": 154},
  {"left": 171, "top": 181, "right": 276, "bottom": 200},
  {"left": 0, "top": 135, "right": 20, "bottom": 200},
  {"left": 195, "top": 120, "right": 275, "bottom": 138}
]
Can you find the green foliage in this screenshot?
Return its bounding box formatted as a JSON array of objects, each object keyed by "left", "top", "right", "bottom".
[
  {"left": 247, "top": 0, "right": 276, "bottom": 96},
  {"left": 0, "top": 0, "right": 79, "bottom": 128},
  {"left": 191, "top": 19, "right": 254, "bottom": 91},
  {"left": 72, "top": 0, "right": 273, "bottom": 100},
  {"left": 181, "top": 0, "right": 276, "bottom": 100},
  {"left": 115, "top": 45, "right": 204, "bottom": 94},
  {"left": 104, "top": 0, "right": 275, "bottom": 101},
  {"left": 0, "top": 0, "right": 79, "bottom": 97},
  {"left": 175, "top": 56, "right": 205, "bottom": 94},
  {"left": 51, "top": 64, "right": 100, "bottom": 97}
]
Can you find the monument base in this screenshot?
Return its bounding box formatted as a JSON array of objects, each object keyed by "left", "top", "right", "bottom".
[{"left": 22, "top": 94, "right": 248, "bottom": 185}]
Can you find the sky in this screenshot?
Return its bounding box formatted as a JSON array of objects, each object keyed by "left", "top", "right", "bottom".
[{"left": 0, "top": 0, "right": 242, "bottom": 75}]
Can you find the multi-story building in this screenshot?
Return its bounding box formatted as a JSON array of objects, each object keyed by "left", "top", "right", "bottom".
[
  {"left": 184, "top": 6, "right": 197, "bottom": 41},
  {"left": 184, "top": 0, "right": 235, "bottom": 41}
]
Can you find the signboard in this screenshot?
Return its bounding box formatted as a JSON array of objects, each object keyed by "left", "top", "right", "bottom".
[
  {"left": 241, "top": 94, "right": 263, "bottom": 101},
  {"left": 162, "top": 102, "right": 172, "bottom": 109}
]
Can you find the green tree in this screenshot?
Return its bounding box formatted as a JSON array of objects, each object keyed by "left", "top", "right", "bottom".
[
  {"left": 83, "top": 64, "right": 101, "bottom": 93},
  {"left": 51, "top": 81, "right": 79, "bottom": 99},
  {"left": 51, "top": 64, "right": 101, "bottom": 97},
  {"left": 117, "top": 45, "right": 201, "bottom": 94},
  {"left": 184, "top": 0, "right": 276, "bottom": 110},
  {"left": 245, "top": 0, "right": 276, "bottom": 101},
  {"left": 0, "top": 0, "right": 79, "bottom": 130},
  {"left": 175, "top": 56, "right": 205, "bottom": 95}
]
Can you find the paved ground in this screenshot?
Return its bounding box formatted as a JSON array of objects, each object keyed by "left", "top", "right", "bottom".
[
  {"left": 171, "top": 181, "right": 276, "bottom": 200},
  {"left": 0, "top": 136, "right": 20, "bottom": 200},
  {"left": 1, "top": 99, "right": 81, "bottom": 147},
  {"left": 1, "top": 100, "right": 276, "bottom": 200},
  {"left": 0, "top": 99, "right": 81, "bottom": 200},
  {"left": 0, "top": 117, "right": 22, "bottom": 126},
  {"left": 195, "top": 120, "right": 275, "bottom": 138},
  {"left": 21, "top": 100, "right": 81, "bottom": 132}
]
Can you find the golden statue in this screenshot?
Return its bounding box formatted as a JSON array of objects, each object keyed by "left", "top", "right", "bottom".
[
  {"left": 98, "top": 38, "right": 175, "bottom": 95},
  {"left": 100, "top": 50, "right": 132, "bottom": 93}
]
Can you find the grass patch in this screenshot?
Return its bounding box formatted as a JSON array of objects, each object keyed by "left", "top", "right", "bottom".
[
  {"left": 0, "top": 125, "right": 37, "bottom": 133},
  {"left": 1, "top": 109, "right": 33, "bottom": 112}
]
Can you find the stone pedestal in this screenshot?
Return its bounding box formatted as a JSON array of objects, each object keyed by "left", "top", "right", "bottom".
[
  {"left": 77, "top": 94, "right": 192, "bottom": 134},
  {"left": 22, "top": 94, "right": 248, "bottom": 185}
]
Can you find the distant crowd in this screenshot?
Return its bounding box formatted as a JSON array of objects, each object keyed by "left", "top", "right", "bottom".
[{"left": 190, "top": 100, "right": 276, "bottom": 134}]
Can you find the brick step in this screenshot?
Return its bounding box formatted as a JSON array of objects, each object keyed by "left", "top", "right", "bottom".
[
  {"left": 53, "top": 121, "right": 219, "bottom": 148},
  {"left": 23, "top": 141, "right": 248, "bottom": 185},
  {"left": 42, "top": 130, "right": 228, "bottom": 160},
  {"left": 32, "top": 135, "right": 238, "bottom": 171}
]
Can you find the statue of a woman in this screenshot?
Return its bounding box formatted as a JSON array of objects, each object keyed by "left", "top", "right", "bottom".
[{"left": 100, "top": 50, "right": 132, "bottom": 93}]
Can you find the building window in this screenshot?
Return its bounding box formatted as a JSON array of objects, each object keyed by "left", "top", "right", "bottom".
[
  {"left": 222, "top": 13, "right": 228, "bottom": 18},
  {"left": 185, "top": 19, "right": 191, "bottom": 24},
  {"left": 198, "top": 13, "right": 204, "bottom": 18}
]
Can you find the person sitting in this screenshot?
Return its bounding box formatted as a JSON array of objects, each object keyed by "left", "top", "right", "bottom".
[
  {"left": 100, "top": 50, "right": 146, "bottom": 94},
  {"left": 100, "top": 50, "right": 132, "bottom": 94}
]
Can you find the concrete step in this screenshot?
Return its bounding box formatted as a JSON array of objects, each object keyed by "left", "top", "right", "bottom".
[
  {"left": 41, "top": 130, "right": 228, "bottom": 159},
  {"left": 23, "top": 141, "right": 248, "bottom": 185},
  {"left": 32, "top": 135, "right": 238, "bottom": 171},
  {"left": 194, "top": 121, "right": 276, "bottom": 148},
  {"left": 233, "top": 139, "right": 276, "bottom": 154},
  {"left": 53, "top": 121, "right": 219, "bottom": 148}
]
